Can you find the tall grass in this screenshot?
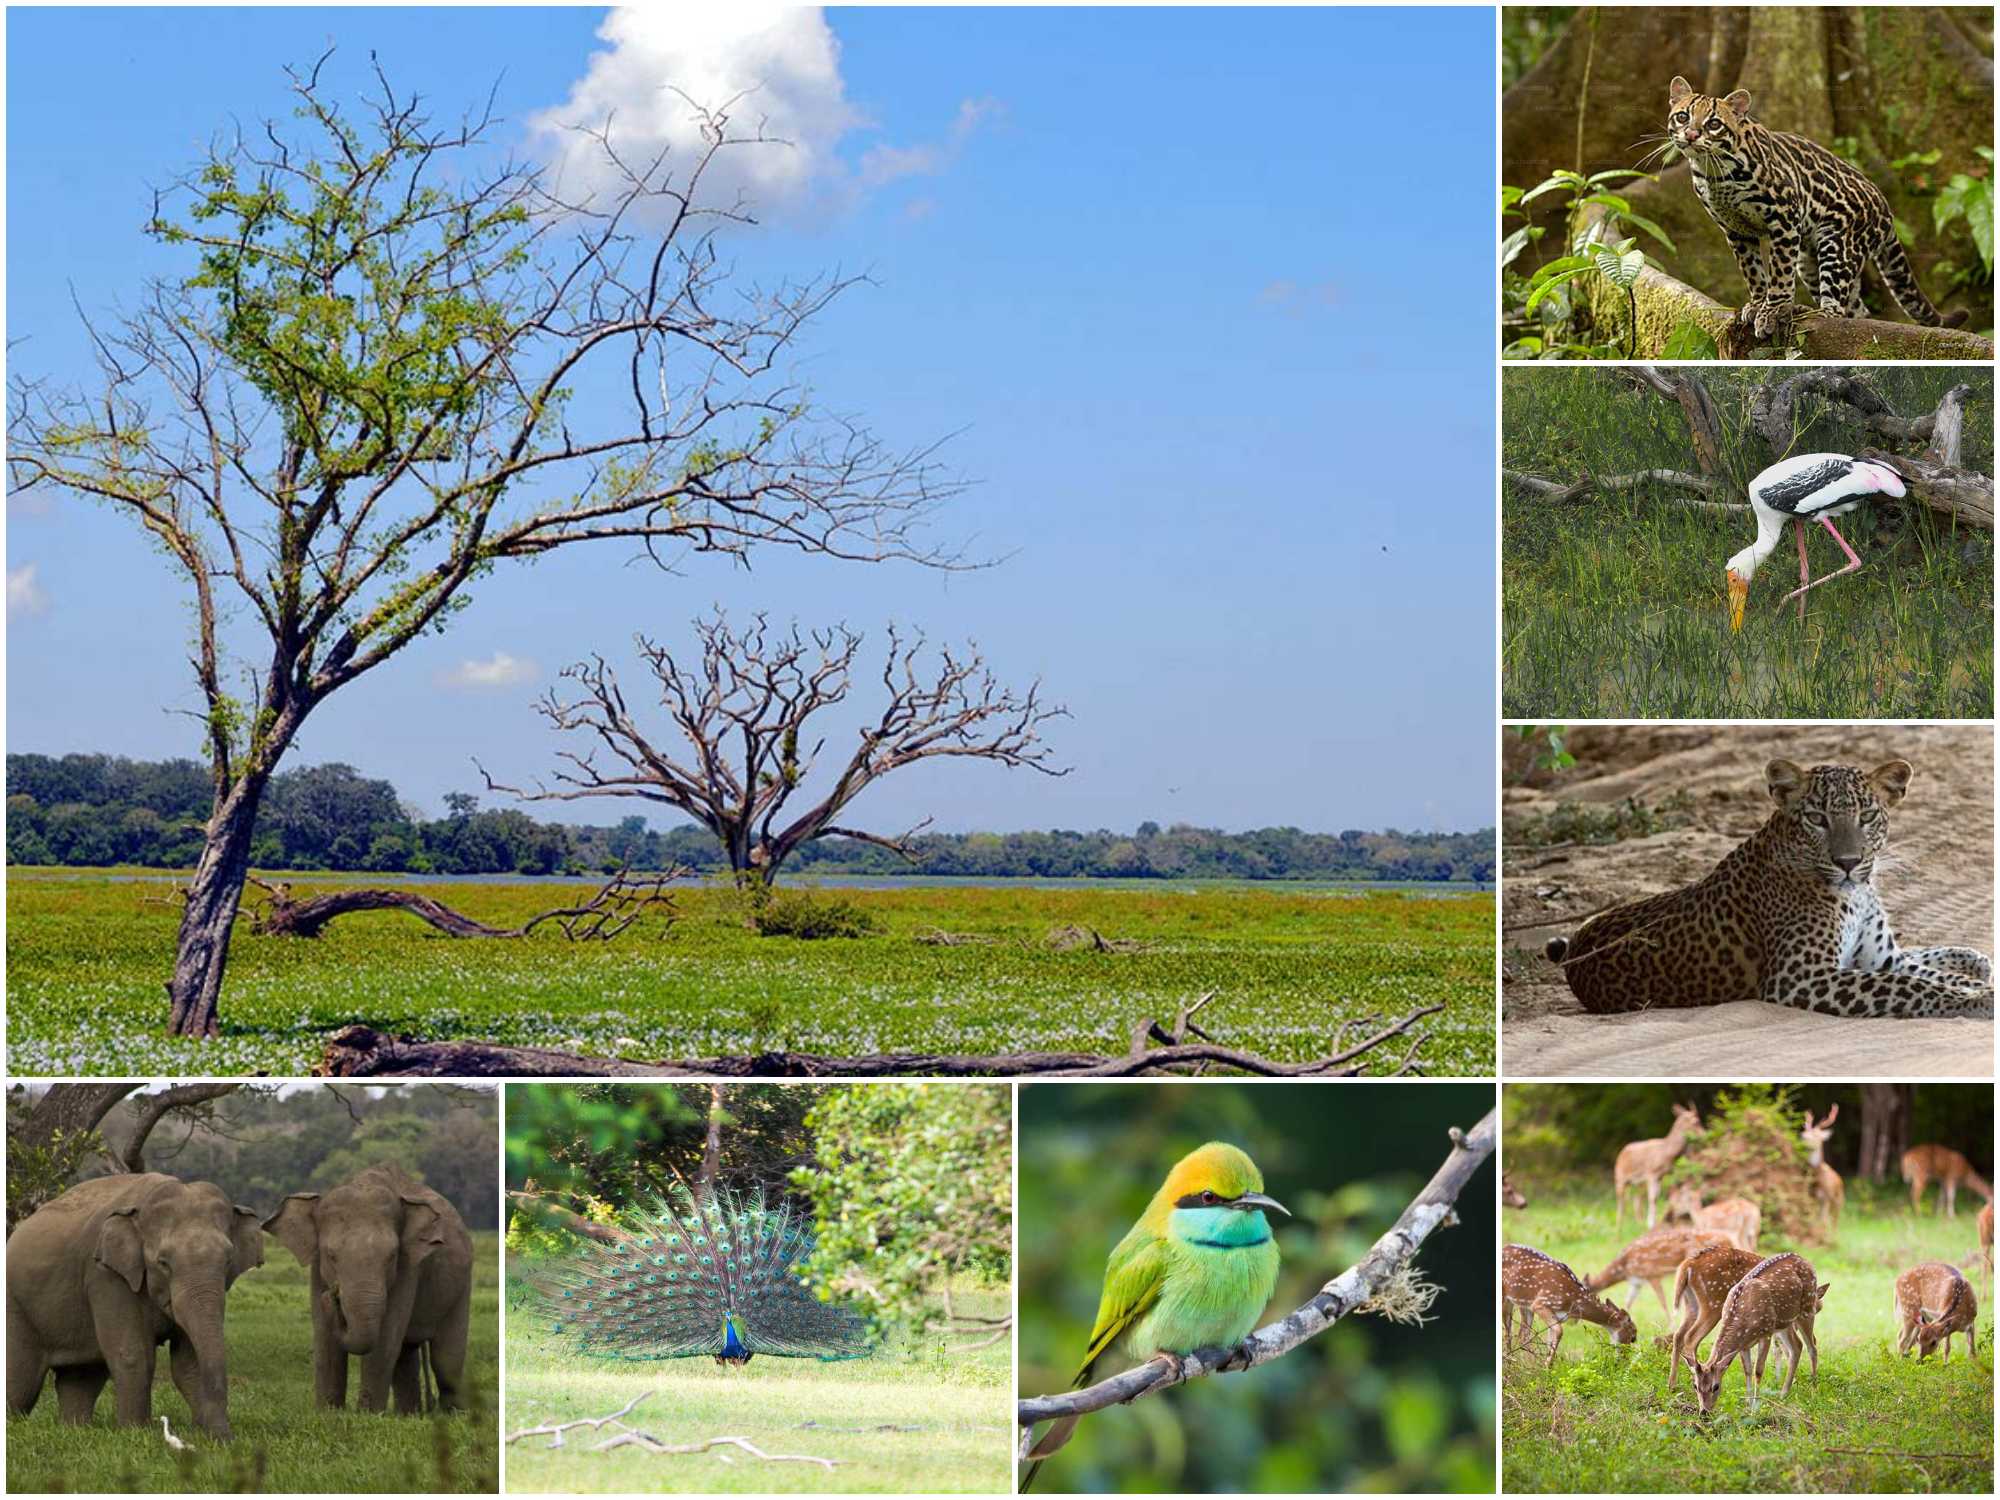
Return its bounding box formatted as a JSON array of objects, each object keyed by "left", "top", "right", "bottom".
[
  {"left": 1502, "top": 1184, "right": 1993, "bottom": 1493},
  {"left": 1503, "top": 368, "right": 1994, "bottom": 718},
  {"left": 4, "top": 1232, "right": 500, "bottom": 1493}
]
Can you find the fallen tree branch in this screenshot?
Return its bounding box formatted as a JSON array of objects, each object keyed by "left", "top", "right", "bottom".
[
  {"left": 508, "top": 1390, "right": 653, "bottom": 1447},
  {"left": 1016, "top": 1108, "right": 1495, "bottom": 1457},
  {"left": 1504, "top": 468, "right": 1743, "bottom": 511},
  {"left": 314, "top": 1002, "right": 1445, "bottom": 1079},
  {"left": 505, "top": 1390, "right": 842, "bottom": 1469},
  {"left": 245, "top": 867, "right": 684, "bottom": 941}
]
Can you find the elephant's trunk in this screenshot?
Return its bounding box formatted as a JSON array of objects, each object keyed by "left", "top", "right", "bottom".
[
  {"left": 172, "top": 1282, "right": 233, "bottom": 1440},
  {"left": 332, "top": 1282, "right": 389, "bottom": 1356}
]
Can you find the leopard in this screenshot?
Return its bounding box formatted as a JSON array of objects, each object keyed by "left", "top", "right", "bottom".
[
  {"left": 1664, "top": 77, "right": 1961, "bottom": 341},
  {"left": 1545, "top": 758, "right": 1993, "bottom": 1020}
]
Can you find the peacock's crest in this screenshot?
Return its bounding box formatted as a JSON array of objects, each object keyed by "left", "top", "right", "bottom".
[{"left": 532, "top": 1182, "right": 870, "bottom": 1363}]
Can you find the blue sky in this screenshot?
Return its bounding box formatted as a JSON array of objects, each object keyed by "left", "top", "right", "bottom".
[{"left": 7, "top": 6, "right": 1496, "bottom": 835}]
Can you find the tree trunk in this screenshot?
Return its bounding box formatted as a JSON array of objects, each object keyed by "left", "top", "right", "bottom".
[
  {"left": 166, "top": 777, "right": 269, "bottom": 1038},
  {"left": 1858, "top": 1083, "right": 1913, "bottom": 1181},
  {"left": 699, "top": 1084, "right": 725, "bottom": 1200}
]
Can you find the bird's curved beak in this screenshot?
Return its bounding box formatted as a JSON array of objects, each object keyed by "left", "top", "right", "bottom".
[
  {"left": 1726, "top": 569, "right": 1750, "bottom": 632},
  {"left": 1233, "top": 1192, "right": 1290, "bottom": 1217}
]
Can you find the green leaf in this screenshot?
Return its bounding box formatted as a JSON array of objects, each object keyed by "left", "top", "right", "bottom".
[
  {"left": 1501, "top": 184, "right": 1525, "bottom": 210},
  {"left": 1500, "top": 224, "right": 1544, "bottom": 269},
  {"left": 1578, "top": 192, "right": 1632, "bottom": 216},
  {"left": 1660, "top": 320, "right": 1719, "bottom": 359},
  {"left": 1519, "top": 171, "right": 1585, "bottom": 205},
  {"left": 1594, "top": 247, "right": 1647, "bottom": 290},
  {"left": 1616, "top": 212, "right": 1678, "bottom": 253},
  {"left": 1525, "top": 266, "right": 1589, "bottom": 312},
  {"left": 1585, "top": 168, "right": 1653, "bottom": 187}
]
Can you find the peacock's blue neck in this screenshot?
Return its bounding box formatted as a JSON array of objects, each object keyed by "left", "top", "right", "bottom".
[
  {"left": 1168, "top": 1205, "right": 1272, "bottom": 1249},
  {"left": 720, "top": 1315, "right": 747, "bottom": 1359}
]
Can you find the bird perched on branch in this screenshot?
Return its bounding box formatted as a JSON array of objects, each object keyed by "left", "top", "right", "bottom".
[
  {"left": 1726, "top": 453, "right": 1908, "bottom": 630},
  {"left": 532, "top": 1183, "right": 870, "bottom": 1366},
  {"left": 1023, "top": 1142, "right": 1288, "bottom": 1489}
]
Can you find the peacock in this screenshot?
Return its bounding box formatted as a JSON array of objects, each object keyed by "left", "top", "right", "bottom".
[{"left": 533, "top": 1182, "right": 871, "bottom": 1366}]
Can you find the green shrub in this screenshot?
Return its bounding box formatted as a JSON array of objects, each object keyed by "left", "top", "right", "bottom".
[{"left": 752, "top": 887, "right": 880, "bottom": 940}]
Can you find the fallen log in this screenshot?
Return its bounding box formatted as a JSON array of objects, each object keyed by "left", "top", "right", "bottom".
[
  {"left": 314, "top": 1001, "right": 1445, "bottom": 1079},
  {"left": 246, "top": 867, "right": 684, "bottom": 941}
]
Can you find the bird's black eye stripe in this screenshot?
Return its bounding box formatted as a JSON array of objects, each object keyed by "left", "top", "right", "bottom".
[{"left": 1175, "top": 1190, "right": 1228, "bottom": 1208}]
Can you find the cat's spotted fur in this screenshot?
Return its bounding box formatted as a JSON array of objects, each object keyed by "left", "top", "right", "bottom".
[{"left": 1667, "top": 77, "right": 1954, "bottom": 338}]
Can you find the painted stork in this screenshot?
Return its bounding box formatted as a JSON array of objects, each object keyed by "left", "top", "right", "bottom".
[{"left": 1725, "top": 453, "right": 1908, "bottom": 630}]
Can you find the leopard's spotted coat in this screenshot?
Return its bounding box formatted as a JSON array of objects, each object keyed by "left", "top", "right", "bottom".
[
  {"left": 1667, "top": 78, "right": 1954, "bottom": 340},
  {"left": 1547, "top": 759, "right": 1993, "bottom": 1019}
]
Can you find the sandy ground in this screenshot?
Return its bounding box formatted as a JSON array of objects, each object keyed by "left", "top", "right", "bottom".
[{"left": 1502, "top": 726, "right": 1994, "bottom": 1078}]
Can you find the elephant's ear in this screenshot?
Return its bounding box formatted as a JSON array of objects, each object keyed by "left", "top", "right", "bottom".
[
  {"left": 230, "top": 1205, "right": 265, "bottom": 1282},
  {"left": 94, "top": 1207, "right": 147, "bottom": 1294},
  {"left": 263, "top": 1194, "right": 321, "bottom": 1269},
  {"left": 400, "top": 1196, "right": 449, "bottom": 1267}
]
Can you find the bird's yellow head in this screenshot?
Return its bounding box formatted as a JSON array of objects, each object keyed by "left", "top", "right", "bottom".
[{"left": 1155, "top": 1142, "right": 1289, "bottom": 1221}]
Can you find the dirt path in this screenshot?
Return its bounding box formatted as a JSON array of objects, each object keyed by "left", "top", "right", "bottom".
[{"left": 1502, "top": 726, "right": 1993, "bottom": 1078}]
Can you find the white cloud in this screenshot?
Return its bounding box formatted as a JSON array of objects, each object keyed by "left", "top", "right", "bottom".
[
  {"left": 441, "top": 651, "right": 539, "bottom": 690},
  {"left": 531, "top": 8, "right": 996, "bottom": 222},
  {"left": 7, "top": 563, "right": 49, "bottom": 618}
]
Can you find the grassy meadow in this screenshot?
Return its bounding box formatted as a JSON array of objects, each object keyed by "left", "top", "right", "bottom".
[
  {"left": 4, "top": 1232, "right": 499, "bottom": 1493},
  {"left": 4, "top": 872, "right": 1494, "bottom": 1076},
  {"left": 1502, "top": 369, "right": 1994, "bottom": 719},
  {"left": 1502, "top": 1185, "right": 1994, "bottom": 1493},
  {"left": 504, "top": 1277, "right": 1010, "bottom": 1494}
]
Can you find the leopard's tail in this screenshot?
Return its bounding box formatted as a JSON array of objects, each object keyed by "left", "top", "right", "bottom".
[
  {"left": 1546, "top": 937, "right": 1570, "bottom": 962},
  {"left": 1872, "top": 235, "right": 1962, "bottom": 327}
]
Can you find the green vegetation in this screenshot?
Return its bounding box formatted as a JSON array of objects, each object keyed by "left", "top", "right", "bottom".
[
  {"left": 4, "top": 1232, "right": 500, "bottom": 1494},
  {"left": 1503, "top": 367, "right": 1993, "bottom": 718},
  {"left": 6, "top": 874, "right": 1495, "bottom": 1075},
  {"left": 1501, "top": 1187, "right": 1992, "bottom": 1493},
  {"left": 1508, "top": 791, "right": 1695, "bottom": 852},
  {"left": 505, "top": 1282, "right": 1009, "bottom": 1494},
  {"left": 6, "top": 753, "right": 1494, "bottom": 883}
]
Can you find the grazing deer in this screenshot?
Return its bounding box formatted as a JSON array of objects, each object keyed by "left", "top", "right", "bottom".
[
  {"left": 1902, "top": 1144, "right": 1994, "bottom": 1218},
  {"left": 1588, "top": 1226, "right": 1736, "bottom": 1319},
  {"left": 1503, "top": 1174, "right": 1528, "bottom": 1209},
  {"left": 1692, "top": 1253, "right": 1829, "bottom": 1414},
  {"left": 1665, "top": 1183, "right": 1762, "bottom": 1251},
  {"left": 1894, "top": 1262, "right": 1979, "bottom": 1362},
  {"left": 1503, "top": 1244, "right": 1637, "bottom": 1363},
  {"left": 1977, "top": 1201, "right": 1993, "bottom": 1302},
  {"left": 1615, "top": 1103, "right": 1705, "bottom": 1232},
  {"left": 1800, "top": 1106, "right": 1844, "bottom": 1235},
  {"left": 1665, "top": 1243, "right": 1766, "bottom": 1392}
]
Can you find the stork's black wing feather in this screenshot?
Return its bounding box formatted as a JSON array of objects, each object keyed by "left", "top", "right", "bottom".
[{"left": 1756, "top": 458, "right": 1856, "bottom": 514}]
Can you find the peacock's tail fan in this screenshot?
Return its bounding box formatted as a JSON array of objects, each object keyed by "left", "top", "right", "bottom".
[{"left": 532, "top": 1182, "right": 872, "bottom": 1362}]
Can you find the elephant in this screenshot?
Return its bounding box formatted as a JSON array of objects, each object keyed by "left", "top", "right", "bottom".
[
  {"left": 263, "top": 1163, "right": 473, "bottom": 1414},
  {"left": 7, "top": 1172, "right": 263, "bottom": 1439}
]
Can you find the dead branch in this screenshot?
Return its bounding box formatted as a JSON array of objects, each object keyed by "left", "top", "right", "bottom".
[
  {"left": 1503, "top": 467, "right": 1740, "bottom": 510},
  {"left": 505, "top": 1392, "right": 840, "bottom": 1468},
  {"left": 243, "top": 868, "right": 683, "bottom": 941},
  {"left": 314, "top": 1001, "right": 1444, "bottom": 1079},
  {"left": 1017, "top": 1109, "right": 1495, "bottom": 1465}
]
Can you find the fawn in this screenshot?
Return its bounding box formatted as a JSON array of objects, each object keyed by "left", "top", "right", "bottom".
[
  {"left": 1589, "top": 1225, "right": 1736, "bottom": 1319},
  {"left": 1692, "top": 1253, "right": 1829, "bottom": 1414},
  {"left": 1902, "top": 1145, "right": 1994, "bottom": 1217},
  {"left": 1665, "top": 1183, "right": 1761, "bottom": 1251},
  {"left": 1614, "top": 1102, "right": 1705, "bottom": 1232},
  {"left": 1894, "top": 1262, "right": 1979, "bottom": 1362},
  {"left": 1503, "top": 1244, "right": 1637, "bottom": 1363},
  {"left": 1665, "top": 1243, "right": 1765, "bottom": 1392}
]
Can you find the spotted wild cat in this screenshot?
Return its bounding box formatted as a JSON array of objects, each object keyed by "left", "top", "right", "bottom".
[{"left": 1665, "top": 77, "right": 1956, "bottom": 339}]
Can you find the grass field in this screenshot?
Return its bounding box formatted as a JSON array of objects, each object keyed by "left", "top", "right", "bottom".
[
  {"left": 1502, "top": 1185, "right": 1994, "bottom": 1493},
  {"left": 1501, "top": 367, "right": 1994, "bottom": 719},
  {"left": 4, "top": 873, "right": 1495, "bottom": 1076},
  {"left": 504, "top": 1276, "right": 1010, "bottom": 1494},
  {"left": 4, "top": 1231, "right": 499, "bottom": 1493}
]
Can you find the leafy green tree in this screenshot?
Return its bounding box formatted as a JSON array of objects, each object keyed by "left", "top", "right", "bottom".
[{"left": 9, "top": 61, "right": 954, "bottom": 1037}]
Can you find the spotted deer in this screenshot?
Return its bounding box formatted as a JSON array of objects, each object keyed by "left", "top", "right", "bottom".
[
  {"left": 1894, "top": 1262, "right": 1979, "bottom": 1362},
  {"left": 1692, "top": 1252, "right": 1829, "bottom": 1414},
  {"left": 1665, "top": 1184, "right": 1762, "bottom": 1251},
  {"left": 1902, "top": 1145, "right": 1994, "bottom": 1218},
  {"left": 1665, "top": 1243, "right": 1766, "bottom": 1392},
  {"left": 1502, "top": 1244, "right": 1637, "bottom": 1363},
  {"left": 1800, "top": 1106, "right": 1844, "bottom": 1234},
  {"left": 1615, "top": 1103, "right": 1705, "bottom": 1232},
  {"left": 1503, "top": 1174, "right": 1528, "bottom": 1209},
  {"left": 1589, "top": 1226, "right": 1737, "bottom": 1319},
  {"left": 1978, "top": 1201, "right": 1993, "bottom": 1302}
]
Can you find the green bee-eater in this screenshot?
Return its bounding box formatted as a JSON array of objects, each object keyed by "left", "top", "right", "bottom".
[{"left": 1023, "top": 1141, "right": 1287, "bottom": 1489}]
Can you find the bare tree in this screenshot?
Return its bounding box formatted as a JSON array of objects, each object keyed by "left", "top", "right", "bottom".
[
  {"left": 483, "top": 614, "right": 1065, "bottom": 884},
  {"left": 8, "top": 61, "right": 960, "bottom": 1038},
  {"left": 7, "top": 1083, "right": 246, "bottom": 1229}
]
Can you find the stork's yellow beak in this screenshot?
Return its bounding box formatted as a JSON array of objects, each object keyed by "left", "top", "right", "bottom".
[{"left": 1726, "top": 570, "right": 1749, "bottom": 632}]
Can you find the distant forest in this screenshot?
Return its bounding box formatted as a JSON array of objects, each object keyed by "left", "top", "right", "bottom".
[{"left": 6, "top": 753, "right": 1495, "bottom": 883}]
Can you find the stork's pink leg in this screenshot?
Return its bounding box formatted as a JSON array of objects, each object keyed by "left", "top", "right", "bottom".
[
  {"left": 1781, "top": 517, "right": 1864, "bottom": 604},
  {"left": 1793, "top": 519, "right": 1809, "bottom": 621}
]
